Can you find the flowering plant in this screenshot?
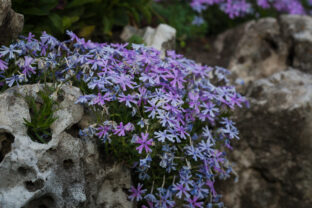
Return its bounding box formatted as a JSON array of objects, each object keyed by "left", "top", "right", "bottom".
[
  {"left": 0, "top": 31, "right": 247, "bottom": 207},
  {"left": 190, "top": 0, "right": 312, "bottom": 24}
]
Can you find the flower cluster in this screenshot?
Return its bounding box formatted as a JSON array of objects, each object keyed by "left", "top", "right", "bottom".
[
  {"left": 0, "top": 31, "right": 247, "bottom": 207},
  {"left": 190, "top": 0, "right": 307, "bottom": 19},
  {"left": 177, "top": 0, "right": 312, "bottom": 26}
]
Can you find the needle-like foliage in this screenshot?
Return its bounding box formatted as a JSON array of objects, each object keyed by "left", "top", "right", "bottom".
[{"left": 23, "top": 86, "right": 58, "bottom": 143}]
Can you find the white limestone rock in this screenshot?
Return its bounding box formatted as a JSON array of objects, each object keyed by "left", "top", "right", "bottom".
[
  {"left": 0, "top": 84, "right": 133, "bottom": 208},
  {"left": 120, "top": 24, "right": 176, "bottom": 56}
]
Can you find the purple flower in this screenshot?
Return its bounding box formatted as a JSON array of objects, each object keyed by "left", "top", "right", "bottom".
[
  {"left": 96, "top": 125, "right": 111, "bottom": 143},
  {"left": 113, "top": 73, "right": 136, "bottom": 91},
  {"left": 257, "top": 0, "right": 270, "bottom": 8},
  {"left": 124, "top": 122, "right": 135, "bottom": 132},
  {"left": 21, "top": 56, "right": 36, "bottom": 77},
  {"left": 86, "top": 58, "right": 106, "bottom": 70},
  {"left": 165, "top": 69, "right": 186, "bottom": 89},
  {"left": 185, "top": 145, "right": 203, "bottom": 161},
  {"left": 0, "top": 58, "right": 8, "bottom": 71},
  {"left": 5, "top": 75, "right": 23, "bottom": 87},
  {"left": 25, "top": 32, "right": 35, "bottom": 42},
  {"left": 135, "top": 133, "right": 153, "bottom": 154},
  {"left": 66, "top": 30, "right": 79, "bottom": 42},
  {"left": 154, "top": 130, "right": 174, "bottom": 143},
  {"left": 189, "top": 92, "right": 201, "bottom": 113},
  {"left": 192, "top": 16, "right": 205, "bottom": 26},
  {"left": 188, "top": 0, "right": 307, "bottom": 20},
  {"left": 155, "top": 188, "right": 175, "bottom": 208},
  {"left": 75, "top": 94, "right": 96, "bottom": 104},
  {"left": 206, "top": 180, "right": 217, "bottom": 197},
  {"left": 92, "top": 92, "right": 112, "bottom": 106},
  {"left": 159, "top": 152, "right": 175, "bottom": 171},
  {"left": 40, "top": 31, "right": 59, "bottom": 48},
  {"left": 144, "top": 99, "right": 161, "bottom": 119},
  {"left": 118, "top": 93, "right": 136, "bottom": 108},
  {"left": 186, "top": 196, "right": 203, "bottom": 208},
  {"left": 201, "top": 101, "right": 218, "bottom": 118},
  {"left": 191, "top": 180, "right": 209, "bottom": 199},
  {"left": 172, "top": 182, "right": 190, "bottom": 199},
  {"left": 0, "top": 45, "right": 22, "bottom": 59},
  {"left": 113, "top": 122, "right": 127, "bottom": 136},
  {"left": 173, "top": 124, "right": 189, "bottom": 140},
  {"left": 202, "top": 126, "right": 215, "bottom": 143},
  {"left": 220, "top": 118, "right": 239, "bottom": 139},
  {"left": 180, "top": 169, "right": 194, "bottom": 189},
  {"left": 198, "top": 139, "right": 214, "bottom": 157},
  {"left": 157, "top": 112, "right": 176, "bottom": 128},
  {"left": 190, "top": 1, "right": 207, "bottom": 13},
  {"left": 128, "top": 183, "right": 147, "bottom": 202}
]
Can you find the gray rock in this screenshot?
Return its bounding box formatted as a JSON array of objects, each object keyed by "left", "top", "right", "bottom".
[
  {"left": 0, "top": 84, "right": 133, "bottom": 208},
  {"left": 120, "top": 24, "right": 176, "bottom": 56},
  {"left": 215, "top": 17, "right": 288, "bottom": 86},
  {"left": 280, "top": 15, "right": 312, "bottom": 74},
  {"left": 0, "top": 0, "right": 24, "bottom": 45},
  {"left": 213, "top": 15, "right": 312, "bottom": 208},
  {"left": 221, "top": 69, "right": 312, "bottom": 208},
  {"left": 215, "top": 15, "right": 312, "bottom": 88},
  {"left": 0, "top": 0, "right": 11, "bottom": 26},
  {"left": 150, "top": 24, "right": 176, "bottom": 53}
]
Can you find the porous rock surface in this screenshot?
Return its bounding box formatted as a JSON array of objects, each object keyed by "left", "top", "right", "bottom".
[
  {"left": 215, "top": 15, "right": 312, "bottom": 87},
  {"left": 280, "top": 15, "right": 312, "bottom": 74},
  {"left": 0, "top": 84, "right": 133, "bottom": 208},
  {"left": 213, "top": 15, "right": 312, "bottom": 208},
  {"left": 220, "top": 69, "right": 312, "bottom": 208},
  {"left": 0, "top": 0, "right": 24, "bottom": 44}
]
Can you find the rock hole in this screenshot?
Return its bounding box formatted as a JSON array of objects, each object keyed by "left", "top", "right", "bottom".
[
  {"left": 57, "top": 89, "right": 65, "bottom": 102},
  {"left": 264, "top": 37, "right": 278, "bottom": 51},
  {"left": 99, "top": 202, "right": 107, "bottom": 208},
  {"left": 112, "top": 187, "right": 118, "bottom": 192},
  {"left": 47, "top": 148, "right": 57, "bottom": 153},
  {"left": 287, "top": 43, "right": 295, "bottom": 66},
  {"left": 62, "top": 188, "right": 69, "bottom": 198},
  {"left": 238, "top": 56, "right": 245, "bottom": 64},
  {"left": 112, "top": 202, "right": 123, "bottom": 208},
  {"left": 23, "top": 194, "right": 55, "bottom": 208},
  {"left": 24, "top": 179, "right": 44, "bottom": 192},
  {"left": 18, "top": 167, "right": 29, "bottom": 176},
  {"left": 122, "top": 188, "right": 129, "bottom": 195},
  {"left": 26, "top": 127, "right": 53, "bottom": 144},
  {"left": 66, "top": 123, "right": 80, "bottom": 138},
  {"left": 63, "top": 159, "right": 74, "bottom": 170},
  {"left": 0, "top": 132, "right": 14, "bottom": 163},
  {"left": 259, "top": 47, "right": 272, "bottom": 60}
]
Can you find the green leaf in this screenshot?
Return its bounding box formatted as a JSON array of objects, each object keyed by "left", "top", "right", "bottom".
[
  {"left": 140, "top": 6, "right": 152, "bottom": 23},
  {"left": 113, "top": 12, "right": 129, "bottom": 26},
  {"left": 62, "top": 16, "right": 80, "bottom": 29},
  {"left": 79, "top": 25, "right": 96, "bottom": 37},
  {"left": 22, "top": 8, "right": 50, "bottom": 16},
  {"left": 102, "top": 17, "right": 113, "bottom": 36},
  {"left": 129, "top": 7, "right": 140, "bottom": 23},
  {"left": 49, "top": 13, "right": 63, "bottom": 33},
  {"left": 66, "top": 0, "right": 98, "bottom": 8}
]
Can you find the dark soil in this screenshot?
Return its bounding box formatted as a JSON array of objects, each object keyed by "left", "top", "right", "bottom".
[{"left": 177, "top": 37, "right": 228, "bottom": 67}]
